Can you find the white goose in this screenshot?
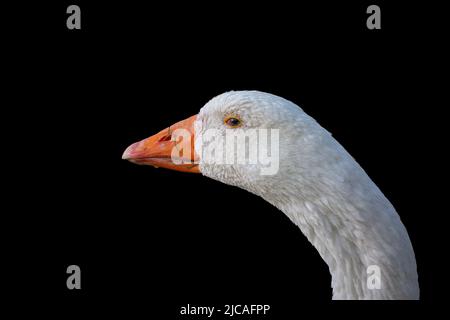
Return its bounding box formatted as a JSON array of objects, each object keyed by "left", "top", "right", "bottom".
[{"left": 122, "top": 91, "right": 419, "bottom": 300}]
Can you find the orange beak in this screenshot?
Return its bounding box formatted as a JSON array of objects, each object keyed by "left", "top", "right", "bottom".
[{"left": 122, "top": 115, "right": 200, "bottom": 173}]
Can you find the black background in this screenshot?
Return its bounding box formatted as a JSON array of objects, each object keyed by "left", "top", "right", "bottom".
[{"left": 4, "top": 0, "right": 443, "bottom": 317}]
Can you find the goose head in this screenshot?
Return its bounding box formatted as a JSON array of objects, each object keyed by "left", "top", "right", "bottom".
[
  {"left": 122, "top": 90, "right": 419, "bottom": 300},
  {"left": 122, "top": 91, "right": 321, "bottom": 195}
]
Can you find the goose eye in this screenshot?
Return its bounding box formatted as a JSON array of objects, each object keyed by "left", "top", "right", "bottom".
[{"left": 224, "top": 117, "right": 242, "bottom": 128}]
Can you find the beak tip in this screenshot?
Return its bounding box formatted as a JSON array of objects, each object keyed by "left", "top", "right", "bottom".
[{"left": 122, "top": 144, "right": 136, "bottom": 160}]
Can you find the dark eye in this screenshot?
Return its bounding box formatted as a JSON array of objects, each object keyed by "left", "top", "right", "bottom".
[{"left": 224, "top": 116, "right": 242, "bottom": 128}]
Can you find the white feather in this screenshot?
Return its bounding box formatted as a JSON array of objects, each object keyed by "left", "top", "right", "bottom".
[{"left": 195, "top": 91, "right": 419, "bottom": 300}]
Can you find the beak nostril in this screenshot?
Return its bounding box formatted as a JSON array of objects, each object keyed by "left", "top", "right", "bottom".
[{"left": 158, "top": 134, "right": 172, "bottom": 142}]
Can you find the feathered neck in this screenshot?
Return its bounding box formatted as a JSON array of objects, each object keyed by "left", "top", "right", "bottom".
[
  {"left": 231, "top": 121, "right": 420, "bottom": 299},
  {"left": 256, "top": 146, "right": 420, "bottom": 300}
]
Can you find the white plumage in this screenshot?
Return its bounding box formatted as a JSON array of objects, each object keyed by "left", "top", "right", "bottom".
[
  {"left": 195, "top": 91, "right": 419, "bottom": 300},
  {"left": 123, "top": 90, "right": 419, "bottom": 300}
]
